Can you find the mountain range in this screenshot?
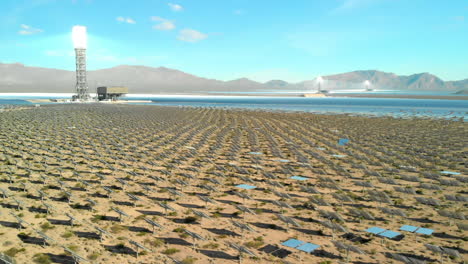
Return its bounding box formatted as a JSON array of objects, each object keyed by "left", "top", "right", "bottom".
[{"left": 0, "top": 63, "right": 466, "bottom": 94}]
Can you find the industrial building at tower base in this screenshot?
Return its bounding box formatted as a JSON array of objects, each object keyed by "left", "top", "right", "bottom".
[{"left": 97, "top": 86, "right": 129, "bottom": 101}]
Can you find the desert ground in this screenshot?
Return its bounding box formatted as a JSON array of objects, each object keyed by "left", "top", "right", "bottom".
[{"left": 0, "top": 104, "right": 466, "bottom": 264}]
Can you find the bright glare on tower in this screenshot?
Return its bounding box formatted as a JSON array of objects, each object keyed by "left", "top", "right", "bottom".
[
  {"left": 72, "top": 26, "right": 87, "bottom": 49},
  {"left": 316, "top": 76, "right": 323, "bottom": 93}
]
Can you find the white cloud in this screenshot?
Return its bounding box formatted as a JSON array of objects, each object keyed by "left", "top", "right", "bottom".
[
  {"left": 151, "top": 16, "right": 165, "bottom": 22},
  {"left": 178, "top": 29, "right": 207, "bottom": 43},
  {"left": 233, "top": 9, "right": 245, "bottom": 15},
  {"left": 126, "top": 57, "right": 139, "bottom": 63},
  {"left": 151, "top": 16, "right": 175, "bottom": 31},
  {"left": 45, "top": 50, "right": 62, "bottom": 56},
  {"left": 44, "top": 50, "right": 75, "bottom": 57},
  {"left": 332, "top": 0, "right": 380, "bottom": 14},
  {"left": 96, "top": 55, "right": 119, "bottom": 62},
  {"left": 18, "top": 24, "right": 43, "bottom": 35},
  {"left": 116, "top": 16, "right": 136, "bottom": 24},
  {"left": 154, "top": 21, "right": 175, "bottom": 30},
  {"left": 168, "top": 3, "right": 183, "bottom": 12},
  {"left": 89, "top": 52, "right": 120, "bottom": 62}
]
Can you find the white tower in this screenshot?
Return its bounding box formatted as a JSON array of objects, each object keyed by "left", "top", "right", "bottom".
[
  {"left": 72, "top": 26, "right": 90, "bottom": 101},
  {"left": 364, "top": 80, "right": 372, "bottom": 91},
  {"left": 316, "top": 76, "right": 323, "bottom": 93}
]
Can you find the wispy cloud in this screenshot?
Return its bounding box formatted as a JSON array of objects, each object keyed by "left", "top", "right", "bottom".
[
  {"left": 44, "top": 50, "right": 74, "bottom": 57},
  {"left": 18, "top": 24, "right": 43, "bottom": 35},
  {"left": 286, "top": 25, "right": 379, "bottom": 57},
  {"left": 286, "top": 30, "right": 343, "bottom": 57},
  {"left": 168, "top": 3, "right": 183, "bottom": 12},
  {"left": 72, "top": 0, "right": 93, "bottom": 3},
  {"left": 178, "top": 29, "right": 207, "bottom": 43},
  {"left": 95, "top": 54, "right": 119, "bottom": 62},
  {"left": 45, "top": 50, "right": 62, "bottom": 56},
  {"left": 116, "top": 16, "right": 136, "bottom": 24},
  {"left": 233, "top": 9, "right": 245, "bottom": 16},
  {"left": 151, "top": 16, "right": 176, "bottom": 31},
  {"left": 331, "top": 0, "right": 380, "bottom": 14},
  {"left": 453, "top": 16, "right": 465, "bottom": 22},
  {"left": 2, "top": 0, "right": 55, "bottom": 27},
  {"left": 87, "top": 50, "right": 167, "bottom": 65}
]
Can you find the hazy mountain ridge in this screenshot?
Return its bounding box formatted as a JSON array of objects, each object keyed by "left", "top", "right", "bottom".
[
  {"left": 0, "top": 63, "right": 466, "bottom": 93},
  {"left": 448, "top": 79, "right": 468, "bottom": 92},
  {"left": 309, "top": 70, "right": 464, "bottom": 91}
]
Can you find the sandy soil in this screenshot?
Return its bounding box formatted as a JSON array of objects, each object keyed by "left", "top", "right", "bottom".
[{"left": 0, "top": 104, "right": 466, "bottom": 264}]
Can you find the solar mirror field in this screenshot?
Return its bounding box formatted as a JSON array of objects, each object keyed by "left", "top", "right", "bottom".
[{"left": 0, "top": 104, "right": 466, "bottom": 263}]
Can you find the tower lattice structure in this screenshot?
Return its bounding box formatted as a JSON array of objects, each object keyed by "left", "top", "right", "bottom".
[{"left": 74, "top": 48, "right": 90, "bottom": 100}]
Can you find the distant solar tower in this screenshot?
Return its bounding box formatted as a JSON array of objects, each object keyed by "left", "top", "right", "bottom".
[
  {"left": 316, "top": 76, "right": 323, "bottom": 93},
  {"left": 72, "top": 26, "right": 90, "bottom": 101}
]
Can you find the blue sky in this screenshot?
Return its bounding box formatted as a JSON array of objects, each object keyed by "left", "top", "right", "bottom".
[{"left": 0, "top": 0, "right": 467, "bottom": 82}]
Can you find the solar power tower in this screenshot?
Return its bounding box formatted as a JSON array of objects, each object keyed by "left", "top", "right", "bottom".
[
  {"left": 316, "top": 76, "right": 323, "bottom": 93},
  {"left": 72, "top": 26, "right": 91, "bottom": 101}
]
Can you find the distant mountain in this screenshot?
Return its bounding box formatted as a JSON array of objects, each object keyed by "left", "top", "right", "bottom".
[
  {"left": 88, "top": 65, "right": 228, "bottom": 93},
  {"left": 224, "top": 78, "right": 264, "bottom": 90},
  {"left": 0, "top": 63, "right": 74, "bottom": 93},
  {"left": 264, "top": 80, "right": 291, "bottom": 88},
  {"left": 448, "top": 79, "right": 468, "bottom": 92},
  {"left": 296, "top": 70, "right": 458, "bottom": 91},
  {"left": 0, "top": 63, "right": 466, "bottom": 93}
]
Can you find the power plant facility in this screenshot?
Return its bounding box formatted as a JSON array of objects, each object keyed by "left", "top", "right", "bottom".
[
  {"left": 97, "top": 86, "right": 128, "bottom": 101},
  {"left": 72, "top": 26, "right": 91, "bottom": 101},
  {"left": 316, "top": 76, "right": 328, "bottom": 94}
]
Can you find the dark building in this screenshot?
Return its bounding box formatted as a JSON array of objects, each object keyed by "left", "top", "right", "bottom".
[{"left": 97, "top": 86, "right": 128, "bottom": 101}]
